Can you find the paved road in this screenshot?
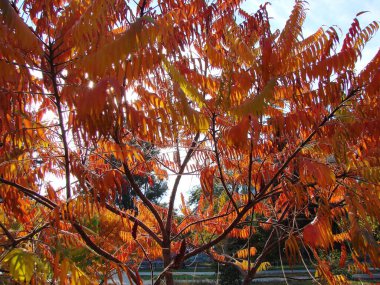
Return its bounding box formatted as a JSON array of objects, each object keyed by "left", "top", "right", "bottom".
[
  {"left": 108, "top": 269, "right": 380, "bottom": 284},
  {"left": 138, "top": 269, "right": 317, "bottom": 275},
  {"left": 139, "top": 271, "right": 214, "bottom": 276}
]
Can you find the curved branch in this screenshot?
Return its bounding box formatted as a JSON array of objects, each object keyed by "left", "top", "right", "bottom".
[
  {"left": 72, "top": 221, "right": 141, "bottom": 285},
  {"left": 0, "top": 178, "right": 56, "bottom": 209},
  {"left": 122, "top": 162, "right": 166, "bottom": 236},
  {"left": 211, "top": 114, "right": 239, "bottom": 212},
  {"left": 171, "top": 210, "right": 234, "bottom": 241},
  {"left": 104, "top": 202, "right": 163, "bottom": 246},
  {"left": 14, "top": 223, "right": 50, "bottom": 246},
  {"left": 166, "top": 132, "right": 200, "bottom": 236}
]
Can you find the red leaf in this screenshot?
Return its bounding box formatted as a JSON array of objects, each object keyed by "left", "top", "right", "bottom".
[
  {"left": 303, "top": 217, "right": 333, "bottom": 249},
  {"left": 147, "top": 176, "right": 154, "bottom": 187}
]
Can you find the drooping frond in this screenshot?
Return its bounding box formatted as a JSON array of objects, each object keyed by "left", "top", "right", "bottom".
[{"left": 0, "top": 0, "right": 42, "bottom": 53}]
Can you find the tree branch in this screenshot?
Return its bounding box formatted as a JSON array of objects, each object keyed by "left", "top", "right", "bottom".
[
  {"left": 211, "top": 114, "right": 239, "bottom": 212},
  {"left": 171, "top": 209, "right": 234, "bottom": 241},
  {"left": 47, "top": 43, "right": 71, "bottom": 199},
  {"left": 104, "top": 202, "right": 163, "bottom": 246},
  {"left": 257, "top": 88, "right": 360, "bottom": 200},
  {"left": 122, "top": 162, "right": 166, "bottom": 236},
  {"left": 0, "top": 178, "right": 56, "bottom": 209},
  {"left": 166, "top": 132, "right": 200, "bottom": 237},
  {"left": 184, "top": 91, "right": 358, "bottom": 260},
  {"left": 72, "top": 221, "right": 141, "bottom": 285},
  {"left": 0, "top": 221, "right": 15, "bottom": 243},
  {"left": 14, "top": 223, "right": 50, "bottom": 246}
]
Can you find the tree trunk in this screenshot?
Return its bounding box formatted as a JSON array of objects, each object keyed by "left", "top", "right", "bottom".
[
  {"left": 242, "top": 267, "right": 258, "bottom": 285},
  {"left": 162, "top": 247, "right": 174, "bottom": 285},
  {"left": 242, "top": 229, "right": 277, "bottom": 285}
]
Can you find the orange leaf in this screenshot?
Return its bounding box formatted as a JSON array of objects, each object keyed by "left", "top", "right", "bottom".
[
  {"left": 225, "top": 115, "right": 250, "bottom": 149},
  {"left": 200, "top": 166, "right": 216, "bottom": 202}
]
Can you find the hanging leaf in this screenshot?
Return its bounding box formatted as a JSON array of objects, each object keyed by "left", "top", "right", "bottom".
[
  {"left": 236, "top": 247, "right": 257, "bottom": 259},
  {"left": 257, "top": 261, "right": 271, "bottom": 272},
  {"left": 303, "top": 216, "right": 333, "bottom": 249},
  {"left": 163, "top": 58, "right": 206, "bottom": 107},
  {"left": 232, "top": 79, "right": 276, "bottom": 116},
  {"left": 224, "top": 115, "right": 250, "bottom": 149},
  {"left": 0, "top": 0, "right": 42, "bottom": 53},
  {"left": 80, "top": 18, "right": 147, "bottom": 76},
  {"left": 1, "top": 248, "right": 48, "bottom": 283},
  {"left": 285, "top": 234, "right": 300, "bottom": 265},
  {"left": 200, "top": 166, "right": 216, "bottom": 202}
]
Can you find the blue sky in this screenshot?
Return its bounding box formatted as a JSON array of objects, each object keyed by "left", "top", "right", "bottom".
[{"left": 242, "top": 0, "right": 379, "bottom": 70}]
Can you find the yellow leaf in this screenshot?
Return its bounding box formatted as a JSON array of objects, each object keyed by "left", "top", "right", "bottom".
[
  {"left": 236, "top": 260, "right": 271, "bottom": 272},
  {"left": 256, "top": 261, "right": 271, "bottom": 272},
  {"left": 60, "top": 258, "right": 91, "bottom": 285},
  {"left": 2, "top": 249, "right": 36, "bottom": 283},
  {"left": 163, "top": 58, "right": 205, "bottom": 107},
  {"left": 71, "top": 263, "right": 91, "bottom": 285},
  {"left": 236, "top": 247, "right": 257, "bottom": 259}
]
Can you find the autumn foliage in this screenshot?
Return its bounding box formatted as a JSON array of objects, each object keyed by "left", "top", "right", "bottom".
[{"left": 0, "top": 0, "right": 379, "bottom": 284}]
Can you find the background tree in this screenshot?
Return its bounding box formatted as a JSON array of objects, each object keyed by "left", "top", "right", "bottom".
[
  {"left": 111, "top": 142, "right": 168, "bottom": 210},
  {"left": 0, "top": 0, "right": 379, "bottom": 285}
]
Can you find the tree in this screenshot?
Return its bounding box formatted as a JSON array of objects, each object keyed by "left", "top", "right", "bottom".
[
  {"left": 112, "top": 142, "right": 168, "bottom": 210},
  {"left": 0, "top": 0, "right": 379, "bottom": 285}
]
